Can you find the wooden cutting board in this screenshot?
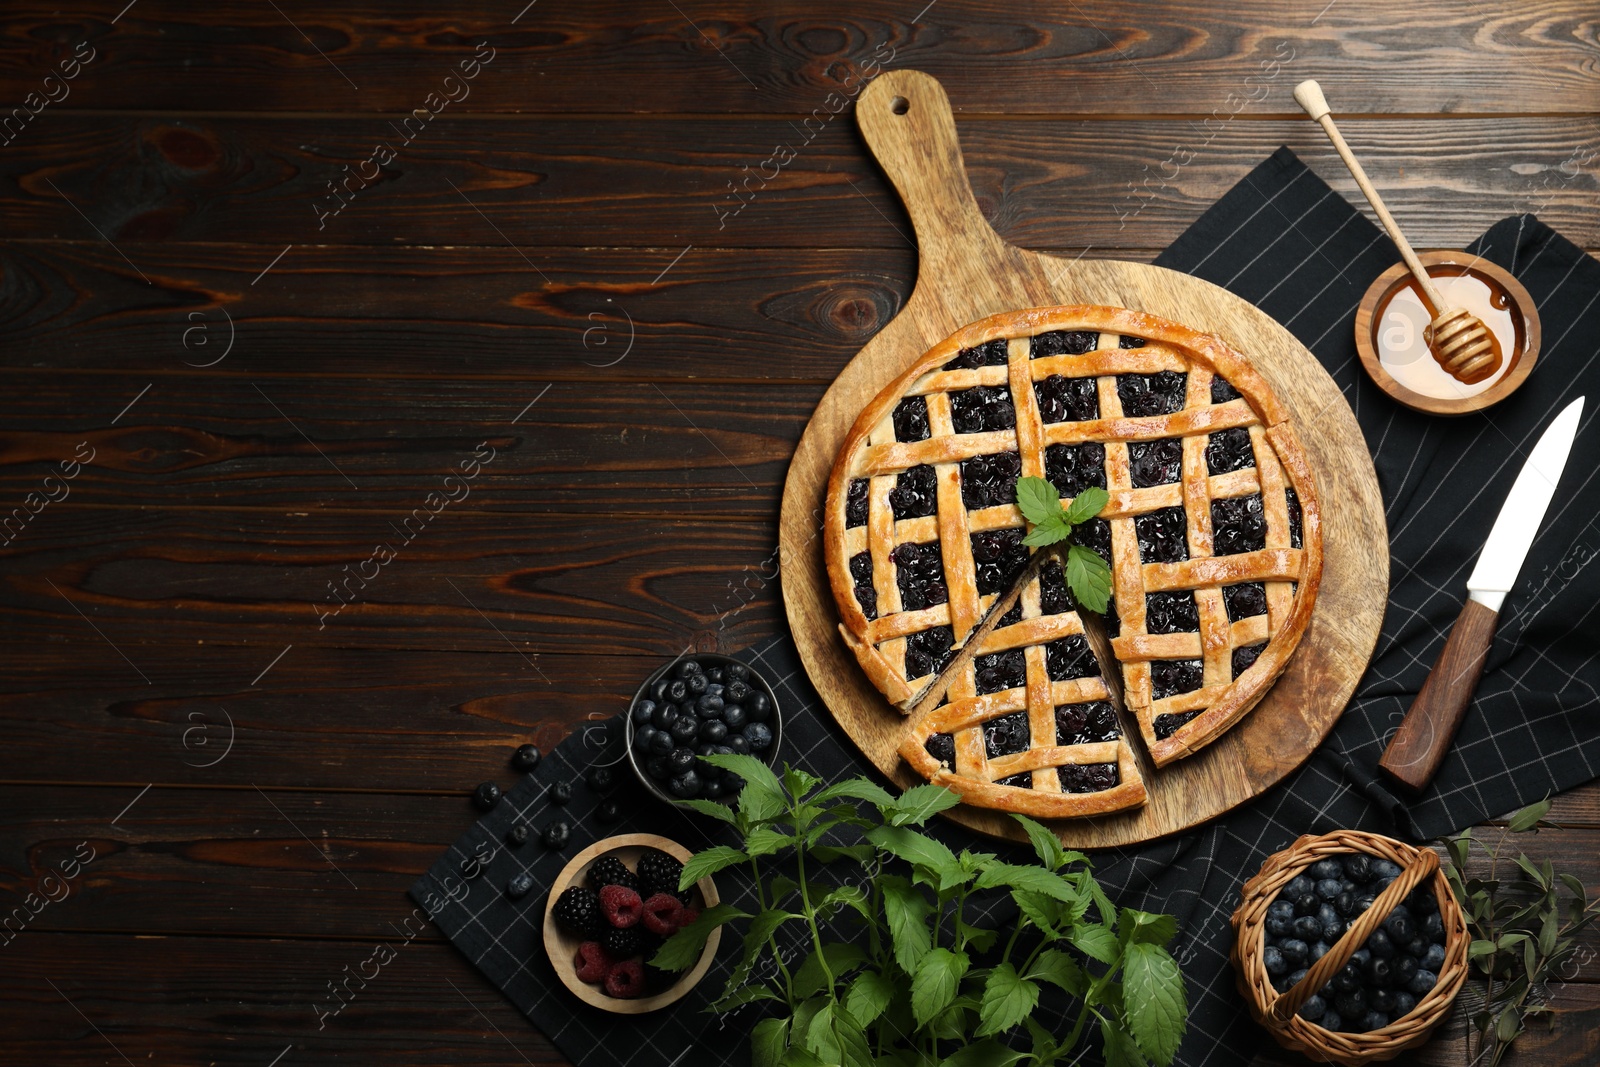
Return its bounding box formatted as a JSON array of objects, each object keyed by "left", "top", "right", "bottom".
[{"left": 778, "top": 70, "right": 1387, "bottom": 848}]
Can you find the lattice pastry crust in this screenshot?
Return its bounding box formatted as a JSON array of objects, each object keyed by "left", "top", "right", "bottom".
[{"left": 824, "top": 305, "right": 1322, "bottom": 813}]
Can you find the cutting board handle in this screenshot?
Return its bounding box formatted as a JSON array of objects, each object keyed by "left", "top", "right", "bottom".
[{"left": 857, "top": 70, "right": 1007, "bottom": 265}]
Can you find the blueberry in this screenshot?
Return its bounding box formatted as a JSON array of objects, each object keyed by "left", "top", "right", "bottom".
[
  {"left": 746, "top": 692, "right": 772, "bottom": 721},
  {"left": 1297, "top": 994, "right": 1326, "bottom": 1021},
  {"left": 706, "top": 669, "right": 725, "bottom": 686},
  {"left": 722, "top": 705, "right": 747, "bottom": 730},
  {"left": 726, "top": 680, "right": 751, "bottom": 703},
  {"left": 584, "top": 765, "right": 613, "bottom": 793},
  {"left": 542, "top": 820, "right": 570, "bottom": 849},
  {"left": 1316, "top": 878, "right": 1343, "bottom": 901},
  {"left": 1293, "top": 916, "right": 1322, "bottom": 941},
  {"left": 1408, "top": 969, "right": 1437, "bottom": 996},
  {"left": 1409, "top": 886, "right": 1440, "bottom": 915},
  {"left": 701, "top": 778, "right": 724, "bottom": 799},
  {"left": 1310, "top": 859, "right": 1344, "bottom": 881},
  {"left": 1333, "top": 964, "right": 1362, "bottom": 993},
  {"left": 1392, "top": 991, "right": 1417, "bottom": 1017},
  {"left": 507, "top": 822, "right": 530, "bottom": 847},
  {"left": 1272, "top": 972, "right": 1296, "bottom": 994},
  {"left": 713, "top": 744, "right": 734, "bottom": 757},
  {"left": 669, "top": 771, "right": 702, "bottom": 798},
  {"left": 1284, "top": 875, "right": 1315, "bottom": 899},
  {"left": 646, "top": 755, "right": 670, "bottom": 779},
  {"left": 1394, "top": 955, "right": 1419, "bottom": 986},
  {"left": 744, "top": 722, "right": 773, "bottom": 752},
  {"left": 1384, "top": 910, "right": 1415, "bottom": 944},
  {"left": 686, "top": 673, "right": 708, "bottom": 696},
  {"left": 1320, "top": 1009, "right": 1344, "bottom": 1032},
  {"left": 696, "top": 694, "right": 724, "bottom": 718},
  {"left": 634, "top": 725, "right": 659, "bottom": 754},
  {"left": 1371, "top": 988, "right": 1397, "bottom": 1014},
  {"left": 472, "top": 781, "right": 501, "bottom": 810},
  {"left": 507, "top": 871, "right": 534, "bottom": 899},
  {"left": 1287, "top": 967, "right": 1308, "bottom": 987},
  {"left": 1349, "top": 948, "right": 1371, "bottom": 968},
  {"left": 1335, "top": 890, "right": 1357, "bottom": 917},
  {"left": 706, "top": 682, "right": 724, "bottom": 697},
  {"left": 1281, "top": 939, "right": 1308, "bottom": 965},
  {"left": 675, "top": 660, "right": 701, "bottom": 680},
  {"left": 1355, "top": 892, "right": 1377, "bottom": 915},
  {"left": 647, "top": 731, "right": 674, "bottom": 757},
  {"left": 650, "top": 679, "right": 670, "bottom": 702},
  {"left": 670, "top": 716, "right": 699, "bottom": 743},
  {"left": 727, "top": 734, "right": 750, "bottom": 754},
  {"left": 1371, "top": 859, "right": 1403, "bottom": 882},
  {"left": 1295, "top": 893, "right": 1321, "bottom": 918},
  {"left": 1405, "top": 937, "right": 1429, "bottom": 959},
  {"left": 1265, "top": 914, "right": 1293, "bottom": 938},
  {"left": 1365, "top": 956, "right": 1393, "bottom": 987},
  {"left": 1317, "top": 902, "right": 1341, "bottom": 931},
  {"left": 1334, "top": 989, "right": 1366, "bottom": 1018},
  {"left": 1367, "top": 930, "right": 1395, "bottom": 958},
  {"left": 1268, "top": 899, "right": 1295, "bottom": 921},
  {"left": 667, "top": 680, "right": 688, "bottom": 702},
  {"left": 653, "top": 703, "right": 678, "bottom": 730},
  {"left": 668, "top": 747, "right": 696, "bottom": 774},
  {"left": 1423, "top": 912, "right": 1445, "bottom": 943},
  {"left": 700, "top": 720, "right": 728, "bottom": 743},
  {"left": 1343, "top": 854, "right": 1373, "bottom": 883},
  {"left": 1310, "top": 940, "right": 1331, "bottom": 962},
  {"left": 597, "top": 799, "right": 622, "bottom": 823},
  {"left": 694, "top": 742, "right": 714, "bottom": 757},
  {"left": 1360, "top": 1011, "right": 1389, "bottom": 1033},
  {"left": 1422, "top": 944, "right": 1446, "bottom": 971},
  {"left": 725, "top": 662, "right": 749, "bottom": 682},
  {"left": 1263, "top": 946, "right": 1287, "bottom": 975},
  {"left": 630, "top": 701, "right": 655, "bottom": 727}
]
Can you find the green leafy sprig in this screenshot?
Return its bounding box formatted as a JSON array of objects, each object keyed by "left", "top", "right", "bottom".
[
  {"left": 655, "top": 754, "right": 1188, "bottom": 1067},
  {"left": 1015, "top": 476, "right": 1113, "bottom": 613},
  {"left": 1443, "top": 797, "right": 1600, "bottom": 1066}
]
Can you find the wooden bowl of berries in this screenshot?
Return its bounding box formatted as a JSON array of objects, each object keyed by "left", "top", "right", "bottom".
[
  {"left": 543, "top": 832, "right": 721, "bottom": 1013},
  {"left": 626, "top": 653, "right": 781, "bottom": 804},
  {"left": 1230, "top": 830, "right": 1468, "bottom": 1064}
]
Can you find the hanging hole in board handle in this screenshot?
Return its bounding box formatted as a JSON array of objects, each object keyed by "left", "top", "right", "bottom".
[{"left": 890, "top": 96, "right": 910, "bottom": 115}]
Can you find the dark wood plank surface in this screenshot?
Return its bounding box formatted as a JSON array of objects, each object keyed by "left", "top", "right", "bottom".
[{"left": 2, "top": 2, "right": 1597, "bottom": 1064}]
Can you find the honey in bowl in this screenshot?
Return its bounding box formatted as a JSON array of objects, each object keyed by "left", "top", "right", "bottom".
[{"left": 1375, "top": 265, "right": 1521, "bottom": 400}]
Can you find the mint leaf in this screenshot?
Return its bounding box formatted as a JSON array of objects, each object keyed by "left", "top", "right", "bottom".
[
  {"left": 880, "top": 875, "right": 933, "bottom": 972},
  {"left": 1012, "top": 814, "right": 1066, "bottom": 870},
  {"left": 1123, "top": 942, "right": 1187, "bottom": 1065},
  {"left": 910, "top": 947, "right": 969, "bottom": 1027},
  {"left": 1062, "top": 484, "right": 1109, "bottom": 527},
  {"left": 1118, "top": 908, "right": 1179, "bottom": 949},
  {"left": 886, "top": 783, "right": 963, "bottom": 826},
  {"left": 940, "top": 1040, "right": 1027, "bottom": 1067},
  {"left": 751, "top": 1017, "right": 788, "bottom": 1067},
  {"left": 678, "top": 797, "right": 740, "bottom": 825},
  {"left": 1015, "top": 476, "right": 1061, "bottom": 526},
  {"left": 1067, "top": 543, "right": 1113, "bottom": 613},
  {"left": 845, "top": 969, "right": 894, "bottom": 1027},
  {"left": 974, "top": 862, "right": 1077, "bottom": 903},
  {"left": 1021, "top": 511, "right": 1073, "bottom": 547},
  {"left": 812, "top": 778, "right": 896, "bottom": 808},
  {"left": 679, "top": 845, "right": 749, "bottom": 890},
  {"left": 651, "top": 902, "right": 745, "bottom": 970},
  {"left": 1068, "top": 921, "right": 1120, "bottom": 965},
  {"left": 811, "top": 843, "right": 876, "bottom": 865},
  {"left": 745, "top": 826, "right": 795, "bottom": 858},
  {"left": 975, "top": 962, "right": 1039, "bottom": 1037},
  {"left": 867, "top": 825, "right": 965, "bottom": 889},
  {"left": 795, "top": 943, "right": 869, "bottom": 999},
  {"left": 1027, "top": 947, "right": 1085, "bottom": 996},
  {"left": 1100, "top": 1016, "right": 1149, "bottom": 1067}
]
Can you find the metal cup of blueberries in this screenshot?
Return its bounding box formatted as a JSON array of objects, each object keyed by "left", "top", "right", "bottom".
[
  {"left": 1263, "top": 853, "right": 1449, "bottom": 1033},
  {"left": 627, "top": 653, "right": 781, "bottom": 804}
]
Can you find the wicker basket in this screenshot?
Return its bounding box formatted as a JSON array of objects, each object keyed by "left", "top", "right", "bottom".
[{"left": 1230, "top": 830, "right": 1469, "bottom": 1065}]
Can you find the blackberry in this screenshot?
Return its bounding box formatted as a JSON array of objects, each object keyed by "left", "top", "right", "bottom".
[
  {"left": 588, "top": 856, "right": 641, "bottom": 894},
  {"left": 1117, "top": 371, "right": 1187, "bottom": 417},
  {"left": 889, "top": 464, "right": 937, "bottom": 521},
  {"left": 1128, "top": 438, "right": 1182, "bottom": 487},
  {"left": 637, "top": 849, "right": 687, "bottom": 901},
  {"left": 845, "top": 478, "right": 869, "bottom": 528},
  {"left": 1030, "top": 330, "right": 1098, "bottom": 358},
  {"left": 943, "top": 338, "right": 1009, "bottom": 369},
  {"left": 959, "top": 450, "right": 1021, "bottom": 510},
  {"left": 602, "top": 925, "right": 646, "bottom": 959},
  {"left": 1206, "top": 427, "right": 1255, "bottom": 475},
  {"left": 1033, "top": 374, "right": 1099, "bottom": 423},
  {"left": 892, "top": 396, "right": 931, "bottom": 442},
  {"left": 1044, "top": 442, "right": 1107, "bottom": 497},
  {"left": 552, "top": 886, "right": 602, "bottom": 937}
]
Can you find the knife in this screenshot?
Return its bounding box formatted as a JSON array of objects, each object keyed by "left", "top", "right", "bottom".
[{"left": 1378, "top": 396, "right": 1586, "bottom": 792}]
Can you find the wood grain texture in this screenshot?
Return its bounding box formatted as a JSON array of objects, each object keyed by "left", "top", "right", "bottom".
[
  {"left": 2, "top": 116, "right": 1597, "bottom": 249},
  {"left": 1380, "top": 597, "right": 1500, "bottom": 792},
  {"left": 779, "top": 70, "right": 1388, "bottom": 848},
  {"left": 3, "top": 1, "right": 1598, "bottom": 114}
]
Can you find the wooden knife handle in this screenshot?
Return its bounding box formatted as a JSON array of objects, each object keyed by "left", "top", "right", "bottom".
[{"left": 1379, "top": 597, "right": 1499, "bottom": 792}]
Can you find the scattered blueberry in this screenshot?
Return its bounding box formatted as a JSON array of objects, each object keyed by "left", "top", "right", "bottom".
[
  {"left": 472, "top": 781, "right": 501, "bottom": 811},
  {"left": 585, "top": 766, "right": 615, "bottom": 793},
  {"left": 512, "top": 744, "right": 542, "bottom": 772},
  {"left": 549, "top": 781, "right": 574, "bottom": 805},
  {"left": 507, "top": 822, "right": 530, "bottom": 847},
  {"left": 542, "top": 820, "right": 571, "bottom": 850},
  {"left": 597, "top": 799, "right": 622, "bottom": 823},
  {"left": 507, "top": 871, "right": 533, "bottom": 899}
]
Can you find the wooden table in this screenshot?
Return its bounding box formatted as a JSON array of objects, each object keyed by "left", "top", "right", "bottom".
[{"left": 1, "top": 3, "right": 1595, "bottom": 1064}]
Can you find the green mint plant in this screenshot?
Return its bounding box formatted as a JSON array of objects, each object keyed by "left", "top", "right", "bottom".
[
  {"left": 1443, "top": 797, "right": 1600, "bottom": 1066},
  {"left": 654, "top": 754, "right": 1187, "bottom": 1067},
  {"left": 1014, "top": 477, "right": 1113, "bottom": 613}
]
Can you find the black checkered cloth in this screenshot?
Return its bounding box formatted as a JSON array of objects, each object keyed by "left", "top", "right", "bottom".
[{"left": 414, "top": 147, "right": 1600, "bottom": 1066}]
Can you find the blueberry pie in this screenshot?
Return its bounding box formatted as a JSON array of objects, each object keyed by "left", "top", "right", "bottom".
[{"left": 825, "top": 305, "right": 1321, "bottom": 811}]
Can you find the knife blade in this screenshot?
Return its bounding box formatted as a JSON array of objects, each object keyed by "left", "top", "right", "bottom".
[{"left": 1379, "top": 396, "right": 1585, "bottom": 792}]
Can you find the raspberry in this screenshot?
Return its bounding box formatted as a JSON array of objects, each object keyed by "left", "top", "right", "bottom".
[
  {"left": 551, "top": 886, "right": 601, "bottom": 938},
  {"left": 604, "top": 959, "right": 645, "bottom": 999},
  {"left": 587, "top": 856, "right": 640, "bottom": 894},
  {"left": 641, "top": 893, "right": 684, "bottom": 936},
  {"left": 574, "top": 941, "right": 615, "bottom": 984},
  {"left": 677, "top": 906, "right": 699, "bottom": 928},
  {"left": 598, "top": 884, "right": 643, "bottom": 929}
]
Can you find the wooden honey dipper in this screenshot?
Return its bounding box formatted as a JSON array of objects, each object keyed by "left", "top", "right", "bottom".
[{"left": 1294, "top": 80, "right": 1502, "bottom": 384}]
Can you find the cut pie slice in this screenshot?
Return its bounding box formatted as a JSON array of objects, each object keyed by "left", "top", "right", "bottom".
[
  {"left": 899, "top": 560, "right": 1147, "bottom": 818},
  {"left": 825, "top": 304, "right": 1322, "bottom": 814}
]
